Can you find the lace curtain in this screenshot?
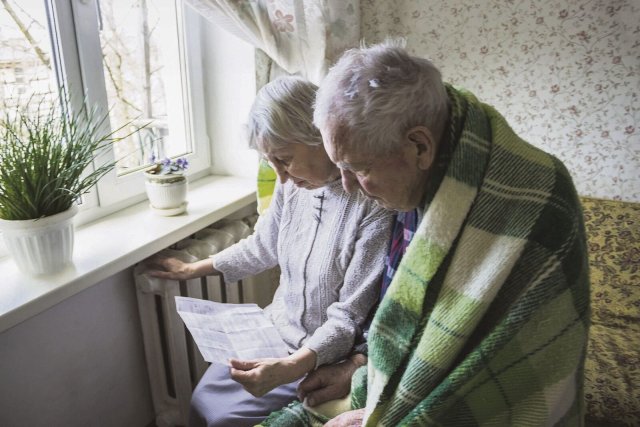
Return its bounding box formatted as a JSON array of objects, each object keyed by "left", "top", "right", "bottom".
[{"left": 185, "top": 0, "right": 360, "bottom": 85}]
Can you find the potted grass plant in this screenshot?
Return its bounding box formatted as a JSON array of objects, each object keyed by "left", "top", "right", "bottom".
[{"left": 0, "top": 95, "right": 135, "bottom": 275}]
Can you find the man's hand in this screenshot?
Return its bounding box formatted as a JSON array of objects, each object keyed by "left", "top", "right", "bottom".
[
  {"left": 324, "top": 409, "right": 365, "bottom": 426},
  {"left": 145, "top": 256, "right": 215, "bottom": 280},
  {"left": 298, "top": 353, "right": 367, "bottom": 407},
  {"left": 230, "top": 347, "right": 317, "bottom": 397}
]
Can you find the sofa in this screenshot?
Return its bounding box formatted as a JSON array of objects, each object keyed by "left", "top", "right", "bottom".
[{"left": 581, "top": 197, "right": 639, "bottom": 426}]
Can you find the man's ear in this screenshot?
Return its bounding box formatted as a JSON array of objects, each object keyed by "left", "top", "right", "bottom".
[{"left": 406, "top": 126, "right": 436, "bottom": 170}]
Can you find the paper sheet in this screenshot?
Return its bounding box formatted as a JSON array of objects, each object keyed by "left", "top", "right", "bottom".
[{"left": 175, "top": 296, "right": 289, "bottom": 364}]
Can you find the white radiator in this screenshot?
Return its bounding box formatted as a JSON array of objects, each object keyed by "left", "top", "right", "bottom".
[{"left": 134, "top": 214, "right": 278, "bottom": 427}]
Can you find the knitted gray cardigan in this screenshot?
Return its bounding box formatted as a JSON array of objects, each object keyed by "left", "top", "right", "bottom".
[{"left": 213, "top": 179, "right": 392, "bottom": 366}]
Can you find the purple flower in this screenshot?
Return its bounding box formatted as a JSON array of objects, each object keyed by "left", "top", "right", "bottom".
[{"left": 147, "top": 155, "right": 189, "bottom": 175}]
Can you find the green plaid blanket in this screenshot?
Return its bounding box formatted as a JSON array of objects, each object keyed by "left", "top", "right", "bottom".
[{"left": 261, "top": 86, "right": 590, "bottom": 426}]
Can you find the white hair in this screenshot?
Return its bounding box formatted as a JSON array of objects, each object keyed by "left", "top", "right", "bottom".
[
  {"left": 314, "top": 40, "right": 450, "bottom": 155},
  {"left": 247, "top": 76, "right": 322, "bottom": 151}
]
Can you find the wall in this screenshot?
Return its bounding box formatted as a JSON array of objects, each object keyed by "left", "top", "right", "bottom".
[
  {"left": 201, "top": 18, "right": 259, "bottom": 178},
  {"left": 361, "top": 0, "right": 639, "bottom": 202},
  {"left": 0, "top": 269, "right": 154, "bottom": 427}
]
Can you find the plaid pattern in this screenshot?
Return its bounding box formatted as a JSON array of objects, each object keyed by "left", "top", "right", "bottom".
[
  {"left": 260, "top": 86, "right": 590, "bottom": 426},
  {"left": 380, "top": 210, "right": 418, "bottom": 300},
  {"left": 360, "top": 86, "right": 590, "bottom": 426}
]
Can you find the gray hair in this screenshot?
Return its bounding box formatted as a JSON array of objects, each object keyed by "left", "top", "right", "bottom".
[
  {"left": 314, "top": 40, "right": 450, "bottom": 155},
  {"left": 247, "top": 76, "right": 322, "bottom": 151}
]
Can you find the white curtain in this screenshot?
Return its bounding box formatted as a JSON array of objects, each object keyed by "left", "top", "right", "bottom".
[{"left": 185, "top": 0, "right": 360, "bottom": 84}]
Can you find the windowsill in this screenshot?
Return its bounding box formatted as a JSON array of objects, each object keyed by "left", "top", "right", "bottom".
[{"left": 0, "top": 174, "right": 256, "bottom": 334}]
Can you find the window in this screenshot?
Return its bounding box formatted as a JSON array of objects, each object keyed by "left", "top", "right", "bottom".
[
  {"left": 0, "top": 1, "right": 57, "bottom": 117},
  {"left": 97, "top": 0, "right": 197, "bottom": 176},
  {"left": 0, "top": 0, "right": 208, "bottom": 211}
]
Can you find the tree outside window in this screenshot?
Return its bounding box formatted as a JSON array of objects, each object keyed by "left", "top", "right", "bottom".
[{"left": 0, "top": 0, "right": 190, "bottom": 174}]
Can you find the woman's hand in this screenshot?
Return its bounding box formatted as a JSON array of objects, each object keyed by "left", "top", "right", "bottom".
[
  {"left": 229, "top": 347, "right": 317, "bottom": 397},
  {"left": 324, "top": 409, "right": 365, "bottom": 427},
  {"left": 145, "top": 256, "right": 216, "bottom": 280},
  {"left": 229, "top": 358, "right": 297, "bottom": 397}
]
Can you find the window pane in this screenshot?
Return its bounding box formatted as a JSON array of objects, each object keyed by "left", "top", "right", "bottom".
[
  {"left": 98, "top": 0, "right": 190, "bottom": 175},
  {"left": 0, "top": 0, "right": 57, "bottom": 119}
]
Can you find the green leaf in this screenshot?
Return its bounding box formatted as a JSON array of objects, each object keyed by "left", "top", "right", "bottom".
[{"left": 0, "top": 89, "right": 141, "bottom": 220}]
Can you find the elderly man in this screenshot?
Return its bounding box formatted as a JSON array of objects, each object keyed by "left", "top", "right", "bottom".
[{"left": 261, "top": 41, "right": 590, "bottom": 427}]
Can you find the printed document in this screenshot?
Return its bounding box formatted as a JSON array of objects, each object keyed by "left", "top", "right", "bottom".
[{"left": 175, "top": 296, "right": 289, "bottom": 363}]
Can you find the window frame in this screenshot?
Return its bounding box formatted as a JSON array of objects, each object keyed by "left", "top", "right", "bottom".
[
  {"left": 48, "top": 0, "right": 210, "bottom": 211},
  {"left": 0, "top": 0, "right": 214, "bottom": 258}
]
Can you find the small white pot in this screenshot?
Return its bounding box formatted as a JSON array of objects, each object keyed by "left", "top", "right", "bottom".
[
  {"left": 0, "top": 205, "right": 78, "bottom": 275},
  {"left": 144, "top": 173, "right": 188, "bottom": 215}
]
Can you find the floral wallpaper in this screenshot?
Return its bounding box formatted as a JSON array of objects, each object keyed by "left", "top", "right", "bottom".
[{"left": 361, "top": 0, "right": 639, "bottom": 202}]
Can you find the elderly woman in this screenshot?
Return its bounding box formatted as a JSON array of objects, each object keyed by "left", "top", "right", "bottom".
[{"left": 147, "top": 75, "right": 392, "bottom": 427}]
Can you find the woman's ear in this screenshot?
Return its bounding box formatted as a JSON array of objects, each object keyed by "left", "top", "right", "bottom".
[{"left": 406, "top": 126, "right": 436, "bottom": 170}]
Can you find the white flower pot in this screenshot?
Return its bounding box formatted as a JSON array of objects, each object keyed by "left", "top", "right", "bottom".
[
  {"left": 144, "top": 173, "right": 188, "bottom": 216},
  {"left": 0, "top": 205, "right": 78, "bottom": 275}
]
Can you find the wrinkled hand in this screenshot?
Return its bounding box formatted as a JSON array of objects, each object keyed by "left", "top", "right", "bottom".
[
  {"left": 324, "top": 409, "right": 365, "bottom": 427},
  {"left": 298, "top": 354, "right": 365, "bottom": 407},
  {"left": 145, "top": 255, "right": 191, "bottom": 280},
  {"left": 229, "top": 357, "right": 306, "bottom": 397},
  {"left": 145, "top": 256, "right": 213, "bottom": 280}
]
